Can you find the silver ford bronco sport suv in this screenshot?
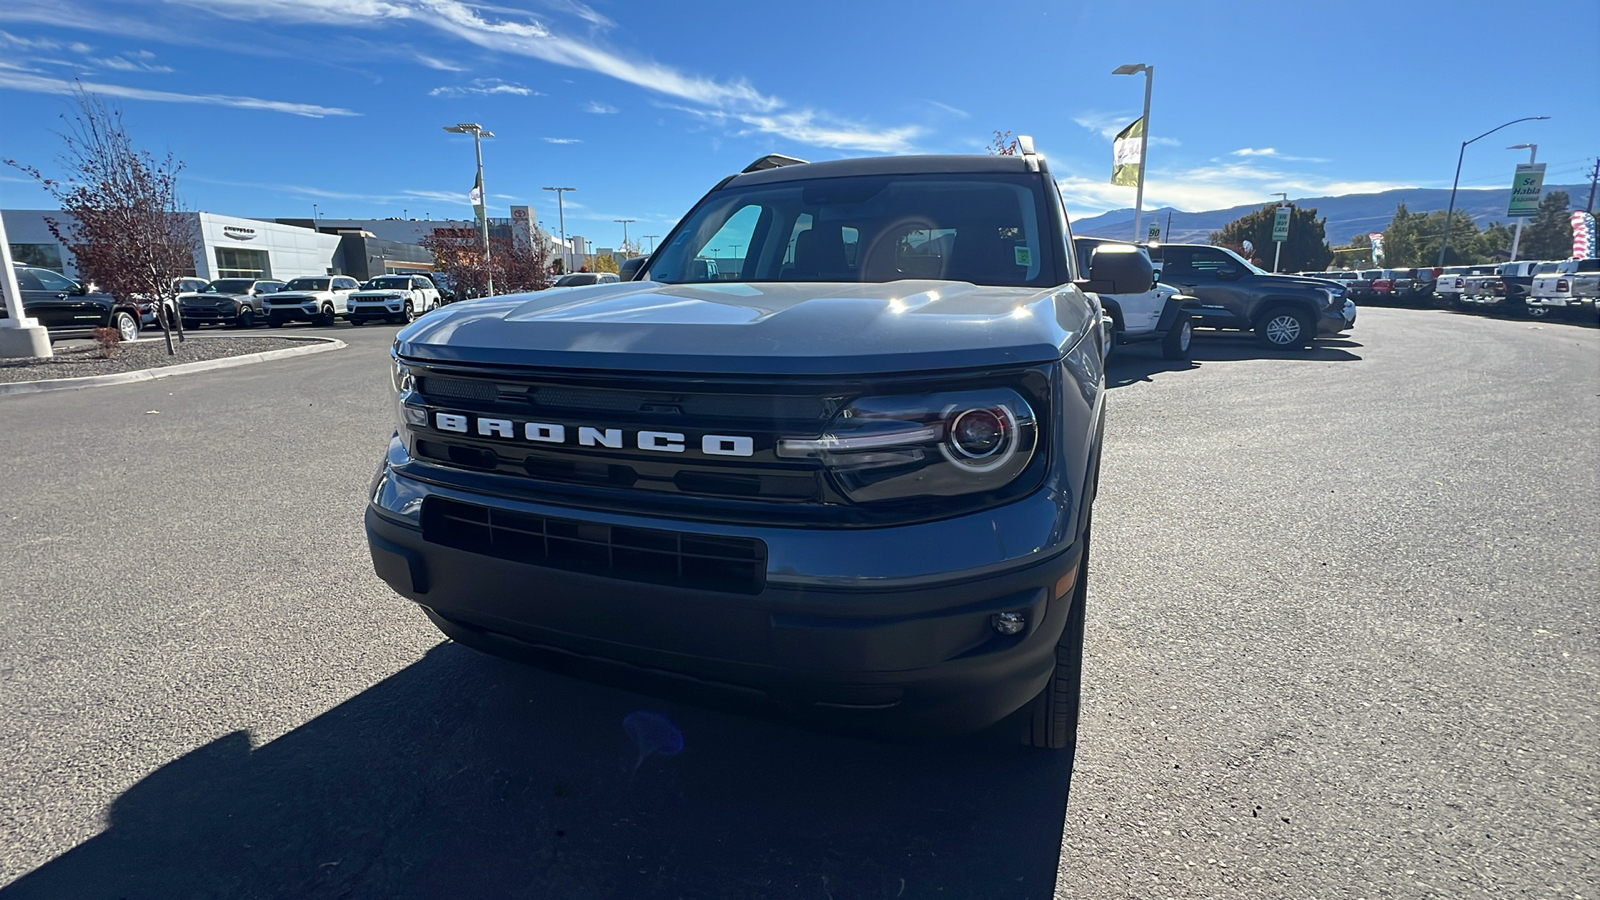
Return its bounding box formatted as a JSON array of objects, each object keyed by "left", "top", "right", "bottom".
[{"left": 366, "top": 144, "right": 1149, "bottom": 749}]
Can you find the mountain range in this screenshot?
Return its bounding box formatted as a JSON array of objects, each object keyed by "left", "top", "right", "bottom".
[{"left": 1073, "top": 183, "right": 1592, "bottom": 246}]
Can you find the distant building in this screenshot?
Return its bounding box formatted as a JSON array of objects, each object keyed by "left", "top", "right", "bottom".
[{"left": 4, "top": 209, "right": 341, "bottom": 281}]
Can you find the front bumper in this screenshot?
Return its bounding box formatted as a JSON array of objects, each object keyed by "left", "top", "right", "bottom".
[
  {"left": 180, "top": 306, "right": 242, "bottom": 323},
  {"left": 1317, "top": 305, "right": 1351, "bottom": 336},
  {"left": 266, "top": 303, "right": 323, "bottom": 322},
  {"left": 350, "top": 301, "right": 407, "bottom": 319},
  {"left": 365, "top": 455, "right": 1083, "bottom": 734}
]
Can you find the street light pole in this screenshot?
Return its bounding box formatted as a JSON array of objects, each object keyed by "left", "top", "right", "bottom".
[
  {"left": 1507, "top": 144, "right": 1538, "bottom": 262},
  {"left": 444, "top": 123, "right": 496, "bottom": 296},
  {"left": 643, "top": 235, "right": 659, "bottom": 253},
  {"left": 1437, "top": 116, "right": 1549, "bottom": 267},
  {"left": 614, "top": 218, "right": 636, "bottom": 256},
  {"left": 1113, "top": 63, "right": 1154, "bottom": 242},
  {"left": 543, "top": 186, "right": 576, "bottom": 273}
]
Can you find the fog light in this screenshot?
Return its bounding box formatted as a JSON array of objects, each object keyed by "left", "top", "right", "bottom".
[{"left": 991, "top": 611, "right": 1026, "bottom": 635}]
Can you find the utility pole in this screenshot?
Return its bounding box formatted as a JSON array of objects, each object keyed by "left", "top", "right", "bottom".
[
  {"left": 444, "top": 123, "right": 495, "bottom": 296},
  {"left": 1587, "top": 157, "right": 1599, "bottom": 213},
  {"left": 613, "top": 218, "right": 636, "bottom": 256},
  {"left": 543, "top": 186, "right": 576, "bottom": 273}
]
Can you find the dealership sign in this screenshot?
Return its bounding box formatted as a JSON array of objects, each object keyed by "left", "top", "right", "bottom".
[{"left": 1507, "top": 164, "right": 1546, "bottom": 218}]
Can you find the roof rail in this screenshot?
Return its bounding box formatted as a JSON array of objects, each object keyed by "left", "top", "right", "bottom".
[{"left": 741, "top": 153, "right": 809, "bottom": 174}]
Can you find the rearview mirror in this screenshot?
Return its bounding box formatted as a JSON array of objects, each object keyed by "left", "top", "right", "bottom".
[{"left": 619, "top": 256, "right": 647, "bottom": 281}]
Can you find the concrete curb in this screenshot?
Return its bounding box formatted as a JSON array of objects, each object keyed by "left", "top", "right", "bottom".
[{"left": 0, "top": 337, "right": 347, "bottom": 397}]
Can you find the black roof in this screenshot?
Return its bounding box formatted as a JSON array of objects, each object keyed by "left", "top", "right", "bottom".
[{"left": 728, "top": 154, "right": 1034, "bottom": 187}]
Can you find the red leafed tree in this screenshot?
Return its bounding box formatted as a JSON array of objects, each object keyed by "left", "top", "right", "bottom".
[
  {"left": 420, "top": 225, "right": 555, "bottom": 299},
  {"left": 5, "top": 88, "right": 199, "bottom": 354}
]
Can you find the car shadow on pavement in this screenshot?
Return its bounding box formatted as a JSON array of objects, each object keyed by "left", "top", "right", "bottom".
[
  {"left": 1107, "top": 335, "right": 1363, "bottom": 388},
  {"left": 3, "top": 642, "right": 1077, "bottom": 900}
]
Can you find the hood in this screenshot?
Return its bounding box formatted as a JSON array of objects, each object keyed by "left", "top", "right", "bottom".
[
  {"left": 1256, "top": 274, "right": 1344, "bottom": 292},
  {"left": 353, "top": 290, "right": 407, "bottom": 298},
  {"left": 183, "top": 291, "right": 247, "bottom": 301},
  {"left": 269, "top": 291, "right": 327, "bottom": 300},
  {"left": 395, "top": 280, "right": 1092, "bottom": 375}
]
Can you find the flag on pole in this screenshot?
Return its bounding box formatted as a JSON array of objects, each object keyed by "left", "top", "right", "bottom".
[
  {"left": 469, "top": 172, "right": 485, "bottom": 221},
  {"left": 1571, "top": 211, "right": 1596, "bottom": 259},
  {"left": 1369, "top": 233, "right": 1384, "bottom": 263},
  {"left": 1111, "top": 117, "right": 1143, "bottom": 186}
]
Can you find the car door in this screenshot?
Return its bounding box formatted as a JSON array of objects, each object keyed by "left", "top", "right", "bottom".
[
  {"left": 411, "top": 276, "right": 437, "bottom": 311},
  {"left": 330, "top": 276, "right": 358, "bottom": 313},
  {"left": 1159, "top": 246, "right": 1253, "bottom": 327}
]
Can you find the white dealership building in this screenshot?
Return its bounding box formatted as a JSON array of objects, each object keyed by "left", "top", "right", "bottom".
[{"left": 3, "top": 209, "right": 343, "bottom": 282}]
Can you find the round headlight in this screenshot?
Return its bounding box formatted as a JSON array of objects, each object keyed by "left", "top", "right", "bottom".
[{"left": 949, "top": 408, "right": 1008, "bottom": 459}]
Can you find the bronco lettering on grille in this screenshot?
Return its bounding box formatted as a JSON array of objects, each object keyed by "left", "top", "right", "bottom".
[{"left": 432, "top": 411, "right": 755, "bottom": 457}]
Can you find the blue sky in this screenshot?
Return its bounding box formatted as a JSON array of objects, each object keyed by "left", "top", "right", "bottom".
[{"left": 2, "top": 0, "right": 1595, "bottom": 250}]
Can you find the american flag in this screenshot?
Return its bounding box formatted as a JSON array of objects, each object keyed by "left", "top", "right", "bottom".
[
  {"left": 1572, "top": 212, "right": 1597, "bottom": 259},
  {"left": 1369, "top": 233, "right": 1385, "bottom": 263}
]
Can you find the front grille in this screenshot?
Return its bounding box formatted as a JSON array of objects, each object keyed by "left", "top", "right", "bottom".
[{"left": 421, "top": 496, "right": 766, "bottom": 594}]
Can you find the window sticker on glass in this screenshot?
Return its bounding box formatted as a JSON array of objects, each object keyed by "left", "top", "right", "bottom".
[{"left": 1015, "top": 246, "right": 1032, "bottom": 267}]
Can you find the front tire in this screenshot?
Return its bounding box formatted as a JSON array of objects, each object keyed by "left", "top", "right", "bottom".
[
  {"left": 1161, "top": 316, "right": 1193, "bottom": 360},
  {"left": 1022, "top": 524, "right": 1090, "bottom": 751},
  {"left": 114, "top": 310, "right": 140, "bottom": 342},
  {"left": 402, "top": 299, "right": 415, "bottom": 324},
  {"left": 1256, "top": 306, "right": 1313, "bottom": 350},
  {"left": 316, "top": 304, "right": 336, "bottom": 327},
  {"left": 236, "top": 308, "right": 256, "bottom": 329}
]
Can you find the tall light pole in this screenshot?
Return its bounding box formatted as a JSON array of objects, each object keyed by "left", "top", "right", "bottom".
[
  {"left": 1506, "top": 143, "right": 1538, "bottom": 262},
  {"left": 1437, "top": 116, "right": 1548, "bottom": 266},
  {"left": 613, "top": 218, "right": 636, "bottom": 256},
  {"left": 543, "top": 186, "right": 576, "bottom": 273},
  {"left": 1113, "top": 63, "right": 1154, "bottom": 242},
  {"left": 444, "top": 123, "right": 495, "bottom": 296}
]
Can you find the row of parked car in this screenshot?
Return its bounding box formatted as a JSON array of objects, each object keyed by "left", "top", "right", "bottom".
[
  {"left": 176, "top": 273, "right": 448, "bottom": 329},
  {"left": 1296, "top": 259, "right": 1600, "bottom": 320}
]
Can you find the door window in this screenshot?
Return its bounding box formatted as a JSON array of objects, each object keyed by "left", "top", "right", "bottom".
[
  {"left": 13, "top": 269, "right": 44, "bottom": 291},
  {"left": 32, "top": 268, "right": 78, "bottom": 292}
]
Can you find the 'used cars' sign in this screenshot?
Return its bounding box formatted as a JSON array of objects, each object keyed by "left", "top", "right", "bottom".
[{"left": 1507, "top": 164, "right": 1546, "bottom": 218}]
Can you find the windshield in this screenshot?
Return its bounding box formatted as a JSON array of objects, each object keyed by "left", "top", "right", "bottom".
[
  {"left": 364, "top": 277, "right": 413, "bottom": 290},
  {"left": 554, "top": 273, "right": 598, "bottom": 287},
  {"left": 284, "top": 278, "right": 331, "bottom": 291},
  {"left": 204, "top": 279, "right": 255, "bottom": 294},
  {"left": 1535, "top": 262, "right": 1560, "bottom": 274},
  {"left": 644, "top": 173, "right": 1058, "bottom": 287}
]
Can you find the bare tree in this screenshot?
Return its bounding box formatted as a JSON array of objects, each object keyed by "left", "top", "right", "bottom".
[
  {"left": 986, "top": 130, "right": 1020, "bottom": 156},
  {"left": 6, "top": 88, "right": 199, "bottom": 354},
  {"left": 421, "top": 226, "right": 555, "bottom": 298}
]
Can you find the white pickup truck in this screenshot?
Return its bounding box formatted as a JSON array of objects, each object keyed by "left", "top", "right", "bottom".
[{"left": 1529, "top": 258, "right": 1600, "bottom": 315}]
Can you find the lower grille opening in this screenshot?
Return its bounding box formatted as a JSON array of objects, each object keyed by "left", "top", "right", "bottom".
[
  {"left": 416, "top": 440, "right": 498, "bottom": 470},
  {"left": 421, "top": 497, "right": 766, "bottom": 594},
  {"left": 524, "top": 457, "right": 639, "bottom": 487}
]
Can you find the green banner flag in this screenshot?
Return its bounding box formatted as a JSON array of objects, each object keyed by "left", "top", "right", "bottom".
[
  {"left": 469, "top": 171, "right": 485, "bottom": 222},
  {"left": 1111, "top": 117, "right": 1143, "bottom": 187}
]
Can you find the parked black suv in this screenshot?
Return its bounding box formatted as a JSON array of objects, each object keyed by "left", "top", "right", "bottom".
[
  {"left": 1149, "top": 244, "right": 1355, "bottom": 348},
  {"left": 2, "top": 265, "right": 141, "bottom": 341},
  {"left": 179, "top": 278, "right": 286, "bottom": 329},
  {"left": 367, "top": 148, "right": 1152, "bottom": 749}
]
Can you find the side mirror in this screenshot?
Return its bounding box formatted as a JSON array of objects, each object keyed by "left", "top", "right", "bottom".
[
  {"left": 1079, "top": 244, "right": 1154, "bottom": 296},
  {"left": 72, "top": 281, "right": 90, "bottom": 296},
  {"left": 619, "top": 256, "right": 647, "bottom": 281}
]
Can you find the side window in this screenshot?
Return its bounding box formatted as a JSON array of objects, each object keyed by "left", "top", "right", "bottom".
[
  {"left": 783, "top": 213, "right": 814, "bottom": 266},
  {"left": 1189, "top": 248, "right": 1238, "bottom": 273},
  {"left": 33, "top": 268, "right": 78, "bottom": 292},
  {"left": 13, "top": 269, "right": 44, "bottom": 291},
  {"left": 1160, "top": 247, "right": 1195, "bottom": 276},
  {"left": 1579, "top": 259, "right": 1600, "bottom": 273}
]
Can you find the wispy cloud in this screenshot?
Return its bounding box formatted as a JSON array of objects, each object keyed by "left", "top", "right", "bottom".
[
  {"left": 542, "top": 137, "right": 582, "bottom": 144},
  {"left": 1072, "top": 110, "right": 1179, "bottom": 146},
  {"left": 0, "top": 29, "right": 92, "bottom": 53},
  {"left": 429, "top": 77, "right": 539, "bottom": 96},
  {"left": 149, "top": 0, "right": 923, "bottom": 152},
  {"left": 583, "top": 100, "right": 617, "bottom": 114},
  {"left": 667, "top": 104, "right": 921, "bottom": 155},
  {"left": 0, "top": 71, "right": 358, "bottom": 117},
  {"left": 923, "top": 99, "right": 968, "bottom": 118},
  {"left": 416, "top": 54, "right": 464, "bottom": 71},
  {"left": 95, "top": 55, "right": 174, "bottom": 73},
  {"left": 190, "top": 174, "right": 474, "bottom": 208},
  {"left": 1228, "top": 147, "right": 1329, "bottom": 163}
]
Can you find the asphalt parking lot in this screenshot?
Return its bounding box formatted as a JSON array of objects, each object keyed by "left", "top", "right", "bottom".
[{"left": 0, "top": 309, "right": 1596, "bottom": 899}]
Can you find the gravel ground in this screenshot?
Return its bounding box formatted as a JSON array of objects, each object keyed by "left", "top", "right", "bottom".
[{"left": 0, "top": 335, "right": 329, "bottom": 384}]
